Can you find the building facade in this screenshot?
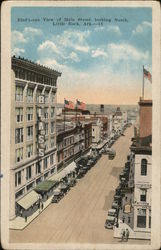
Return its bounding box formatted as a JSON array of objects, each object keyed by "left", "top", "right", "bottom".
[
  {"left": 131, "top": 99, "right": 152, "bottom": 237},
  {"left": 10, "top": 56, "right": 61, "bottom": 219},
  {"left": 56, "top": 122, "right": 92, "bottom": 172}
]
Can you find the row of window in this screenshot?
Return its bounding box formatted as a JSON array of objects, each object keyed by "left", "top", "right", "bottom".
[
  {"left": 15, "top": 69, "right": 57, "bottom": 86},
  {"left": 16, "top": 107, "right": 55, "bottom": 122},
  {"left": 16, "top": 138, "right": 55, "bottom": 163},
  {"left": 15, "top": 167, "right": 56, "bottom": 200},
  {"left": 15, "top": 154, "right": 55, "bottom": 187},
  {"left": 15, "top": 86, "right": 55, "bottom": 103},
  {"left": 15, "top": 123, "right": 55, "bottom": 144}
]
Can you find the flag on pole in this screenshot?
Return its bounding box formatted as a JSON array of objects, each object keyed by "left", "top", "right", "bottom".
[
  {"left": 64, "top": 99, "right": 74, "bottom": 109},
  {"left": 143, "top": 68, "right": 152, "bottom": 83},
  {"left": 76, "top": 100, "right": 86, "bottom": 110}
]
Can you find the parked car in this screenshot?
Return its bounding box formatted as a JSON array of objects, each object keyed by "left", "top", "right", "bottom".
[
  {"left": 105, "top": 215, "right": 116, "bottom": 229},
  {"left": 108, "top": 149, "right": 116, "bottom": 160},
  {"left": 108, "top": 208, "right": 117, "bottom": 217},
  {"left": 51, "top": 194, "right": 62, "bottom": 203},
  {"left": 112, "top": 200, "right": 120, "bottom": 211},
  {"left": 114, "top": 195, "right": 122, "bottom": 206}
]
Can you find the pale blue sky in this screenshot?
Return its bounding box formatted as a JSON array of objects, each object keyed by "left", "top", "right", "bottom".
[{"left": 11, "top": 7, "right": 152, "bottom": 104}]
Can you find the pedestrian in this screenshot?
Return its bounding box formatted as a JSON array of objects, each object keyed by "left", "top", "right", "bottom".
[
  {"left": 25, "top": 216, "right": 27, "bottom": 222},
  {"left": 41, "top": 202, "right": 44, "bottom": 210},
  {"left": 125, "top": 196, "right": 127, "bottom": 202},
  {"left": 20, "top": 210, "right": 23, "bottom": 217},
  {"left": 125, "top": 228, "right": 129, "bottom": 241},
  {"left": 122, "top": 216, "right": 125, "bottom": 223},
  {"left": 121, "top": 229, "right": 125, "bottom": 242}
]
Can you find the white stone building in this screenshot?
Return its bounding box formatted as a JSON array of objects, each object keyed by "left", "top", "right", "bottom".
[{"left": 10, "top": 56, "right": 61, "bottom": 220}]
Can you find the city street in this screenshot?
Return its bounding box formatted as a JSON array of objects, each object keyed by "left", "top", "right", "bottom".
[{"left": 10, "top": 126, "right": 149, "bottom": 244}]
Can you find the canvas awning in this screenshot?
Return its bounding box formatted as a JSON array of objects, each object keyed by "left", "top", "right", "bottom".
[
  {"left": 17, "top": 190, "right": 39, "bottom": 210},
  {"left": 34, "top": 180, "right": 58, "bottom": 193}
]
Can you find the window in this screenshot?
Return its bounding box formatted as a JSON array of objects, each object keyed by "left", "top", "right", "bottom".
[
  {"left": 26, "top": 88, "right": 33, "bottom": 102},
  {"left": 45, "top": 91, "right": 49, "bottom": 103},
  {"left": 15, "top": 86, "right": 23, "bottom": 101},
  {"left": 50, "top": 154, "right": 54, "bottom": 165},
  {"left": 15, "top": 171, "right": 21, "bottom": 187},
  {"left": 27, "top": 126, "right": 33, "bottom": 140},
  {"left": 16, "top": 148, "right": 23, "bottom": 162},
  {"left": 16, "top": 108, "right": 23, "bottom": 122},
  {"left": 36, "top": 90, "right": 42, "bottom": 103},
  {"left": 44, "top": 172, "right": 49, "bottom": 179},
  {"left": 26, "top": 165, "right": 32, "bottom": 180},
  {"left": 26, "top": 107, "right": 33, "bottom": 121},
  {"left": 15, "top": 128, "right": 23, "bottom": 144},
  {"left": 45, "top": 123, "right": 48, "bottom": 136},
  {"left": 15, "top": 188, "right": 25, "bottom": 199},
  {"left": 51, "top": 107, "right": 54, "bottom": 118},
  {"left": 140, "top": 189, "right": 146, "bottom": 202},
  {"left": 141, "top": 159, "right": 147, "bottom": 176},
  {"left": 44, "top": 108, "right": 48, "bottom": 119},
  {"left": 27, "top": 144, "right": 33, "bottom": 158},
  {"left": 44, "top": 157, "right": 48, "bottom": 169},
  {"left": 51, "top": 92, "right": 55, "bottom": 103},
  {"left": 51, "top": 122, "right": 54, "bottom": 134},
  {"left": 36, "top": 161, "right": 42, "bottom": 174},
  {"left": 137, "top": 209, "right": 146, "bottom": 228},
  {"left": 51, "top": 138, "right": 54, "bottom": 148},
  {"left": 36, "top": 177, "right": 42, "bottom": 185},
  {"left": 27, "top": 182, "right": 34, "bottom": 191}
]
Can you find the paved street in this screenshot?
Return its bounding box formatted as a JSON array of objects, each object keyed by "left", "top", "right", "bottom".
[{"left": 10, "top": 126, "right": 149, "bottom": 244}]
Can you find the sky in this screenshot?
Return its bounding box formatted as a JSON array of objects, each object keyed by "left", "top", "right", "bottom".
[{"left": 11, "top": 7, "right": 152, "bottom": 105}]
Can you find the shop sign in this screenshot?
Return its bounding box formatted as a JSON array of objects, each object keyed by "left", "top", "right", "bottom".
[{"left": 37, "top": 95, "right": 45, "bottom": 157}]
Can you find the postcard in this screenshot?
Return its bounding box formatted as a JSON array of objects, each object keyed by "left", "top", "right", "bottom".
[{"left": 1, "top": 1, "right": 160, "bottom": 250}]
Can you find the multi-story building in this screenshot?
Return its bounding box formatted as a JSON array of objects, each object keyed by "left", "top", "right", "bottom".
[
  {"left": 131, "top": 99, "right": 152, "bottom": 237},
  {"left": 10, "top": 56, "right": 61, "bottom": 220},
  {"left": 56, "top": 122, "right": 92, "bottom": 171}
]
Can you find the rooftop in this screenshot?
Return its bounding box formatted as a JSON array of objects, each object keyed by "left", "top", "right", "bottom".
[{"left": 12, "top": 55, "right": 62, "bottom": 77}]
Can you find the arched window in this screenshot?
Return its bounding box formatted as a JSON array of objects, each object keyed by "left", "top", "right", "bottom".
[{"left": 141, "top": 159, "right": 147, "bottom": 176}]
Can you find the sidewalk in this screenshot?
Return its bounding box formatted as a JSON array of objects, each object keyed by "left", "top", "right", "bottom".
[
  {"left": 10, "top": 194, "right": 53, "bottom": 230},
  {"left": 114, "top": 192, "right": 150, "bottom": 240}
]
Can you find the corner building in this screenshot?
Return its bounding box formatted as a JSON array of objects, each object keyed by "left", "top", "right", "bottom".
[
  {"left": 10, "top": 56, "right": 61, "bottom": 220},
  {"left": 131, "top": 99, "right": 152, "bottom": 238}
]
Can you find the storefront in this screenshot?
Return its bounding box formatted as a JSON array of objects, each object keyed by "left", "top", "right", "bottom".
[
  {"left": 34, "top": 180, "right": 59, "bottom": 201},
  {"left": 16, "top": 190, "right": 40, "bottom": 217}
]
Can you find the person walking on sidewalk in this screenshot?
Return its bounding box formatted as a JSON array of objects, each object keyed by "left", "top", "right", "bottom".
[
  {"left": 125, "top": 228, "right": 129, "bottom": 241},
  {"left": 41, "top": 202, "right": 44, "bottom": 210},
  {"left": 121, "top": 229, "right": 125, "bottom": 242}
]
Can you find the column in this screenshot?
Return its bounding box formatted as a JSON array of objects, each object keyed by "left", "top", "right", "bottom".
[{"left": 10, "top": 170, "right": 16, "bottom": 220}]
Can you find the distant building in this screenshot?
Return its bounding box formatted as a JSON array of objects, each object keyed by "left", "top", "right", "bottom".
[
  {"left": 100, "top": 104, "right": 104, "bottom": 113},
  {"left": 131, "top": 99, "right": 152, "bottom": 238},
  {"left": 92, "top": 120, "right": 102, "bottom": 144},
  {"left": 112, "top": 107, "right": 128, "bottom": 134},
  {"left": 10, "top": 56, "right": 61, "bottom": 220}
]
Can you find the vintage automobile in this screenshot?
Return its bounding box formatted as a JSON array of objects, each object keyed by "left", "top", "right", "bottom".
[
  {"left": 114, "top": 194, "right": 122, "bottom": 206},
  {"left": 51, "top": 188, "right": 63, "bottom": 203},
  {"left": 112, "top": 200, "right": 120, "bottom": 211},
  {"left": 105, "top": 215, "right": 116, "bottom": 229},
  {"left": 108, "top": 149, "right": 116, "bottom": 160},
  {"left": 107, "top": 208, "right": 117, "bottom": 217}
]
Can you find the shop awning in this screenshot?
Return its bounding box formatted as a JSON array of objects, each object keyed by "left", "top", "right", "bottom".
[
  {"left": 34, "top": 180, "right": 58, "bottom": 193},
  {"left": 65, "top": 161, "right": 77, "bottom": 174},
  {"left": 17, "top": 190, "right": 39, "bottom": 210}
]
